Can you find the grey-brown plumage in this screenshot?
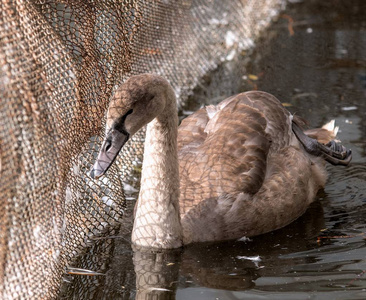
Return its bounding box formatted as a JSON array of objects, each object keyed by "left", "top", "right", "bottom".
[
  {"left": 90, "top": 74, "right": 351, "bottom": 248},
  {"left": 179, "top": 92, "right": 324, "bottom": 244}
]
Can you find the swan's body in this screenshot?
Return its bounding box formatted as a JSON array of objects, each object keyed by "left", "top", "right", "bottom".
[{"left": 91, "top": 74, "right": 351, "bottom": 248}]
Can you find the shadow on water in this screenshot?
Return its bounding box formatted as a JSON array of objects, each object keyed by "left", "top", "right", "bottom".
[{"left": 59, "top": 0, "right": 366, "bottom": 299}]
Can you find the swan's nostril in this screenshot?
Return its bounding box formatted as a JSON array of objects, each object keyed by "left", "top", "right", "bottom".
[{"left": 105, "top": 140, "right": 112, "bottom": 152}]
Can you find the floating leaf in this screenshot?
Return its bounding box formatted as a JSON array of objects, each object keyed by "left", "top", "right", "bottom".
[{"left": 248, "top": 74, "right": 258, "bottom": 80}]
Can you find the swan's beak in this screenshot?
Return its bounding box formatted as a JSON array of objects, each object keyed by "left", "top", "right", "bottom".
[{"left": 90, "top": 129, "right": 129, "bottom": 179}]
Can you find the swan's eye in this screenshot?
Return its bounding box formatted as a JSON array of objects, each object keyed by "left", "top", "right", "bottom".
[{"left": 113, "top": 109, "right": 134, "bottom": 134}]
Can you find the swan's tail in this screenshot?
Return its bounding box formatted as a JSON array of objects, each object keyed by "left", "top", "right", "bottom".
[
  {"left": 304, "top": 120, "right": 339, "bottom": 144},
  {"left": 292, "top": 117, "right": 352, "bottom": 166}
]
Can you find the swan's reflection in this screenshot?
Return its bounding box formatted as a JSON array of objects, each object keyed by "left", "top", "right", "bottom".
[
  {"left": 133, "top": 246, "right": 181, "bottom": 300},
  {"left": 59, "top": 200, "right": 325, "bottom": 299},
  {"left": 131, "top": 200, "right": 325, "bottom": 299}
]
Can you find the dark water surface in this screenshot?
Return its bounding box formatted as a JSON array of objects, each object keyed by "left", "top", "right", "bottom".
[
  {"left": 61, "top": 1, "right": 366, "bottom": 299},
  {"left": 175, "top": 2, "right": 366, "bottom": 299}
]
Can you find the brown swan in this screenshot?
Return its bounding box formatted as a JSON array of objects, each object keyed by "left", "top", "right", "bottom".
[{"left": 90, "top": 74, "right": 351, "bottom": 248}]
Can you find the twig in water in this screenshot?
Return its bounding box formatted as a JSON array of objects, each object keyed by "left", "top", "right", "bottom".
[{"left": 281, "top": 14, "right": 295, "bottom": 36}]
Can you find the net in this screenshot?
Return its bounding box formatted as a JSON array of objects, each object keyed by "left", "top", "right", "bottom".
[{"left": 0, "top": 0, "right": 284, "bottom": 298}]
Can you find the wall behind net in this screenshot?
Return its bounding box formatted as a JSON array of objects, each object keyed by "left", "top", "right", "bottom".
[{"left": 0, "top": 0, "right": 285, "bottom": 298}]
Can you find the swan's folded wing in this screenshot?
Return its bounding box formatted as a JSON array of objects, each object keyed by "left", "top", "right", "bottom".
[
  {"left": 178, "top": 107, "right": 209, "bottom": 150},
  {"left": 178, "top": 97, "right": 273, "bottom": 215}
]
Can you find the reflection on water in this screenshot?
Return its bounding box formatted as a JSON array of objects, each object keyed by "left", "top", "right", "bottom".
[{"left": 60, "top": 1, "right": 366, "bottom": 299}]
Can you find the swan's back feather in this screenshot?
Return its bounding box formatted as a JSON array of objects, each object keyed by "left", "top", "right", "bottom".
[{"left": 178, "top": 91, "right": 293, "bottom": 216}]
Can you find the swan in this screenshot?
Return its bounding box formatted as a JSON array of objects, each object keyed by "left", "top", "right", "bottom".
[{"left": 90, "top": 74, "right": 351, "bottom": 249}]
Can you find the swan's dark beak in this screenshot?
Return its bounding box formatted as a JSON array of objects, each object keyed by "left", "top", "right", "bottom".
[{"left": 90, "top": 129, "right": 129, "bottom": 179}]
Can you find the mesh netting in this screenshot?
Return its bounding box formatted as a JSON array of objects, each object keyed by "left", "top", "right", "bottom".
[{"left": 0, "top": 0, "right": 285, "bottom": 298}]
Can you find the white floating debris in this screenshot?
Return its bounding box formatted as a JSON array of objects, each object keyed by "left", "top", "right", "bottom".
[
  {"left": 236, "top": 255, "right": 261, "bottom": 262},
  {"left": 306, "top": 28, "right": 313, "bottom": 33},
  {"left": 237, "top": 255, "right": 262, "bottom": 268},
  {"left": 145, "top": 287, "right": 171, "bottom": 292},
  {"left": 341, "top": 106, "right": 358, "bottom": 111},
  {"left": 237, "top": 236, "right": 252, "bottom": 242}
]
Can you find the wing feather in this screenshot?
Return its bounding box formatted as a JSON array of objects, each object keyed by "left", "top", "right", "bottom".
[{"left": 178, "top": 91, "right": 293, "bottom": 216}]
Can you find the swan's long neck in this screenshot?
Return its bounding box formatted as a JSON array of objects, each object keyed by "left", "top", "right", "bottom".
[{"left": 131, "top": 93, "right": 183, "bottom": 248}]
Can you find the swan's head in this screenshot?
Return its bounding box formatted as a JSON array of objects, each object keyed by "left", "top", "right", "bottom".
[{"left": 90, "top": 74, "right": 173, "bottom": 179}]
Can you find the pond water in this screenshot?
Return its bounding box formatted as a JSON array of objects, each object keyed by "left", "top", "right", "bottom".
[{"left": 60, "top": 1, "right": 366, "bottom": 299}]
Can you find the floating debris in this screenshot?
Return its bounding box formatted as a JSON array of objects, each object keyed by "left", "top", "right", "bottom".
[
  {"left": 237, "top": 255, "right": 262, "bottom": 268},
  {"left": 248, "top": 74, "right": 258, "bottom": 81},
  {"left": 66, "top": 267, "right": 105, "bottom": 276},
  {"left": 317, "top": 232, "right": 366, "bottom": 244},
  {"left": 341, "top": 106, "right": 358, "bottom": 111},
  {"left": 144, "top": 287, "right": 172, "bottom": 292},
  {"left": 236, "top": 255, "right": 261, "bottom": 262},
  {"left": 237, "top": 236, "right": 252, "bottom": 242},
  {"left": 281, "top": 14, "right": 294, "bottom": 36},
  {"left": 292, "top": 92, "right": 317, "bottom": 100}
]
